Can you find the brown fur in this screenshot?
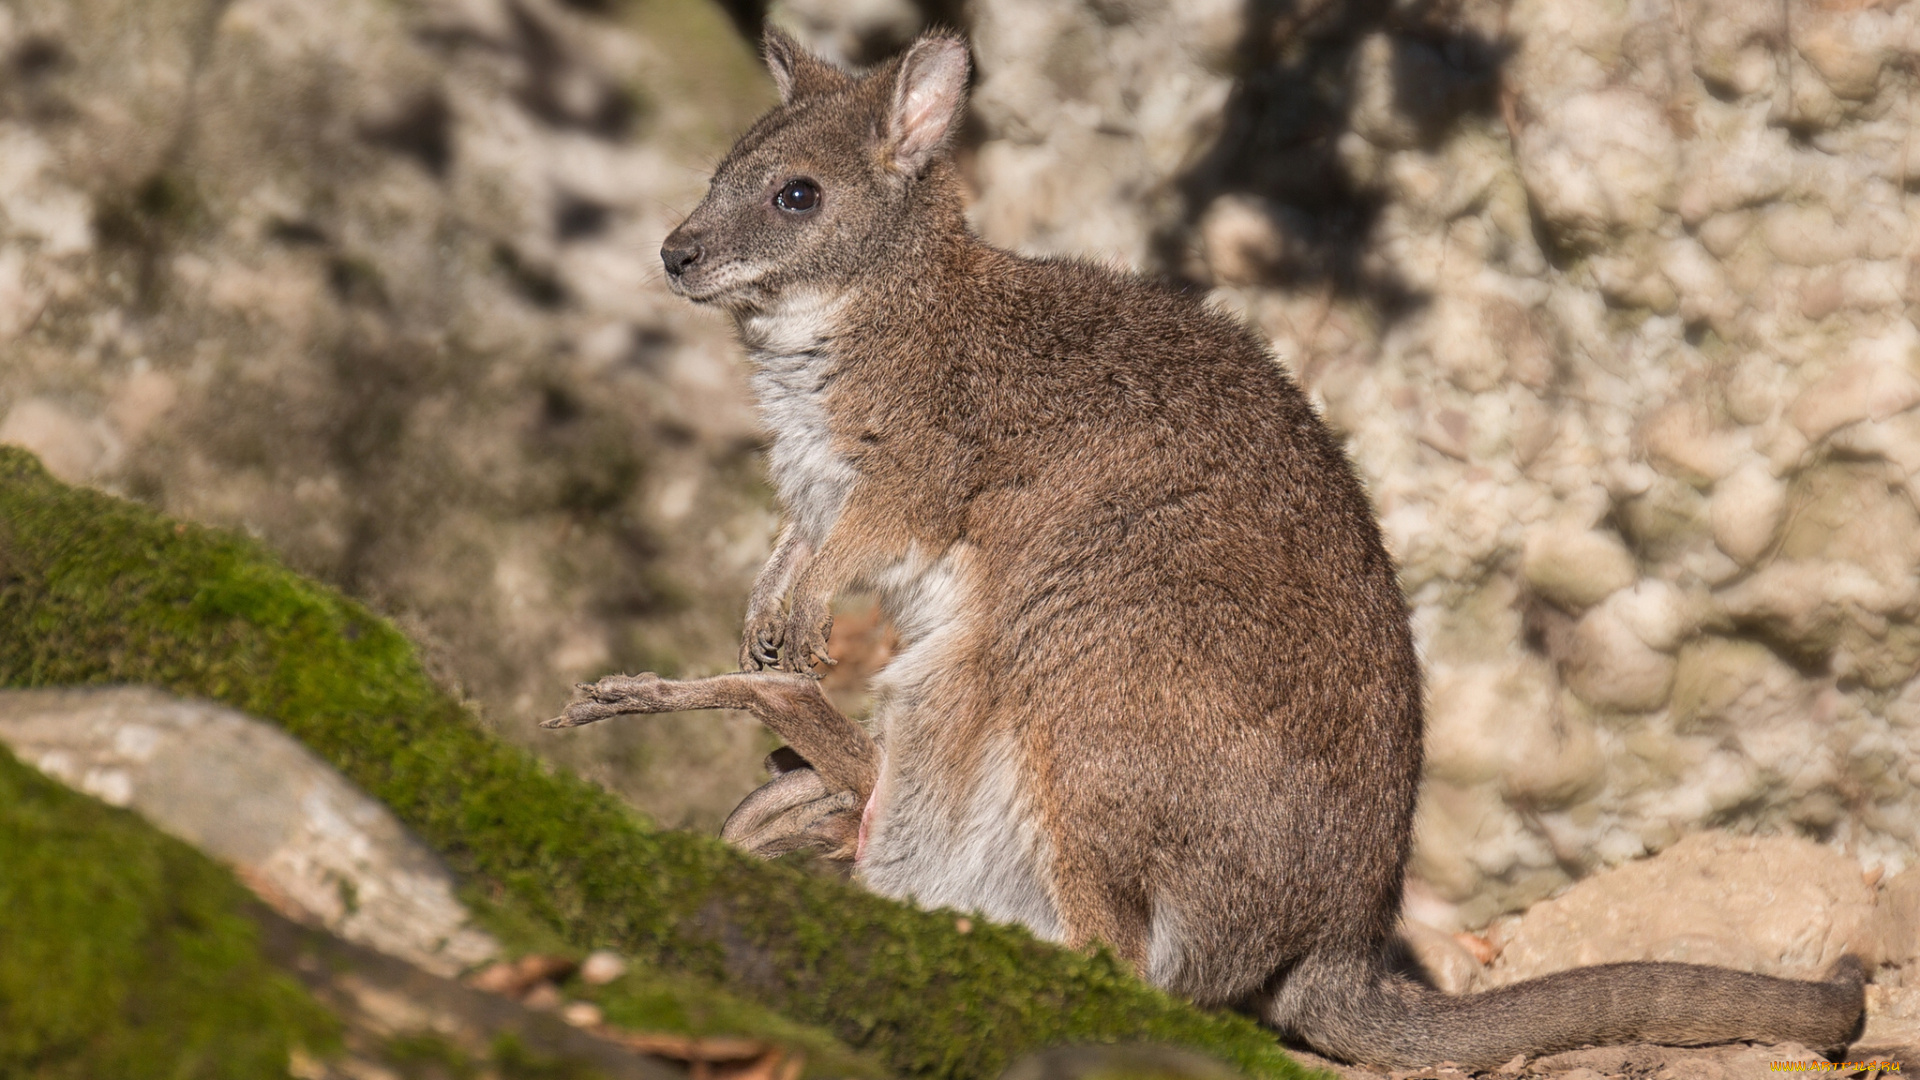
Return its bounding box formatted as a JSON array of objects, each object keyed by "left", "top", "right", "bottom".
[{"left": 548, "top": 29, "right": 1866, "bottom": 1069}]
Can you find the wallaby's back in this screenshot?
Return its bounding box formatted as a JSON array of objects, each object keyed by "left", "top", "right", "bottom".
[{"left": 655, "top": 29, "right": 1867, "bottom": 1069}]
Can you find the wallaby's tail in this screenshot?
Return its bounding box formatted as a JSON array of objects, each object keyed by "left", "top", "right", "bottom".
[{"left": 1266, "top": 950, "right": 1866, "bottom": 1070}]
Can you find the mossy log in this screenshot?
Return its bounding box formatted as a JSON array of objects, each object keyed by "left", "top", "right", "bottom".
[
  {"left": 0, "top": 741, "right": 341, "bottom": 1077},
  {"left": 0, "top": 448, "right": 1312, "bottom": 1080}
]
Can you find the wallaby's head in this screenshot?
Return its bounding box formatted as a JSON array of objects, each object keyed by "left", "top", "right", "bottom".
[{"left": 660, "top": 28, "right": 971, "bottom": 313}]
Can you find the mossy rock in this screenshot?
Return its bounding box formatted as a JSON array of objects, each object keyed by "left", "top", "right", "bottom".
[
  {"left": 0, "top": 741, "right": 340, "bottom": 1078},
  {"left": 0, "top": 735, "right": 735, "bottom": 1080},
  {"left": 0, "top": 447, "right": 1312, "bottom": 1080}
]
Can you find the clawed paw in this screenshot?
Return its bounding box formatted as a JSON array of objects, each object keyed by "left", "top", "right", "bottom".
[
  {"left": 776, "top": 609, "right": 836, "bottom": 677},
  {"left": 739, "top": 612, "right": 785, "bottom": 671}
]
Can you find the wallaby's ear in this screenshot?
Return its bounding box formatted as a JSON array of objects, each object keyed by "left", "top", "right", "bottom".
[
  {"left": 763, "top": 26, "right": 851, "bottom": 104},
  {"left": 886, "top": 34, "right": 970, "bottom": 177}
]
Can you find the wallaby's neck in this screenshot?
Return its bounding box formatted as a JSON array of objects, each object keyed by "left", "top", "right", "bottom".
[{"left": 736, "top": 287, "right": 848, "bottom": 361}]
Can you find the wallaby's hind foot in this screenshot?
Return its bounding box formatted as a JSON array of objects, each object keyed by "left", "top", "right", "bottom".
[
  {"left": 545, "top": 671, "right": 879, "bottom": 799},
  {"left": 721, "top": 749, "right": 861, "bottom": 865}
]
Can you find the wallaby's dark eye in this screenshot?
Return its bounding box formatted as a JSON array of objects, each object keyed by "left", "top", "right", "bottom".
[{"left": 775, "top": 178, "right": 820, "bottom": 213}]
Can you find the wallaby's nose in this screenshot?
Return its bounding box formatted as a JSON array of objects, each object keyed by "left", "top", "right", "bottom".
[{"left": 661, "top": 234, "right": 702, "bottom": 279}]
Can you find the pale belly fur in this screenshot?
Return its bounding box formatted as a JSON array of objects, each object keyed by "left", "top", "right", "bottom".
[{"left": 852, "top": 546, "right": 1067, "bottom": 943}]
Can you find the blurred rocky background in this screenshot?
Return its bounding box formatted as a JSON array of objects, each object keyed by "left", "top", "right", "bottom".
[
  {"left": 0, "top": 0, "right": 783, "bottom": 827},
  {"left": 5, "top": 0, "right": 1920, "bottom": 993}
]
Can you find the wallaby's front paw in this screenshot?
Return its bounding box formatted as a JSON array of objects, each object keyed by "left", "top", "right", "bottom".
[
  {"left": 739, "top": 609, "right": 785, "bottom": 671},
  {"left": 777, "top": 605, "right": 836, "bottom": 677},
  {"left": 542, "top": 672, "right": 668, "bottom": 728}
]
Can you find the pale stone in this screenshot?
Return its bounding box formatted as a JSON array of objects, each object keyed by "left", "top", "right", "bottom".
[
  {"left": 1639, "top": 401, "right": 1744, "bottom": 481},
  {"left": 1711, "top": 558, "right": 1920, "bottom": 686},
  {"left": 0, "top": 686, "right": 498, "bottom": 977},
  {"left": 1800, "top": 270, "right": 1849, "bottom": 322},
  {"left": 1861, "top": 984, "right": 1920, "bottom": 1056},
  {"left": 1198, "top": 195, "right": 1284, "bottom": 287},
  {"left": 1776, "top": 57, "right": 1852, "bottom": 132},
  {"left": 579, "top": 950, "right": 627, "bottom": 986},
  {"left": 1522, "top": 524, "right": 1638, "bottom": 611},
  {"left": 1561, "top": 600, "right": 1677, "bottom": 713},
  {"left": 770, "top": 0, "right": 924, "bottom": 67},
  {"left": 0, "top": 396, "right": 116, "bottom": 483},
  {"left": 1694, "top": 210, "right": 1753, "bottom": 259},
  {"left": 1675, "top": 105, "right": 1793, "bottom": 224},
  {"left": 1734, "top": 558, "right": 1875, "bottom": 637},
  {"left": 1796, "top": 10, "right": 1894, "bottom": 101},
  {"left": 1778, "top": 461, "right": 1920, "bottom": 586},
  {"left": 1590, "top": 244, "right": 1678, "bottom": 313},
  {"left": 0, "top": 245, "right": 38, "bottom": 341},
  {"left": 1527, "top": 1042, "right": 1843, "bottom": 1080},
  {"left": 1508, "top": 0, "right": 1629, "bottom": 96},
  {"left": 1410, "top": 780, "right": 1514, "bottom": 904},
  {"left": 1514, "top": 88, "right": 1677, "bottom": 244},
  {"left": 1426, "top": 288, "right": 1540, "bottom": 394},
  {"left": 1489, "top": 832, "right": 1879, "bottom": 983},
  {"left": 1660, "top": 236, "right": 1736, "bottom": 330},
  {"left": 1499, "top": 697, "right": 1605, "bottom": 810},
  {"left": 0, "top": 130, "right": 94, "bottom": 256},
  {"left": 1789, "top": 359, "right": 1920, "bottom": 442},
  {"left": 1347, "top": 33, "right": 1468, "bottom": 151},
  {"left": 1710, "top": 460, "right": 1787, "bottom": 565},
  {"left": 1876, "top": 867, "right": 1920, "bottom": 970},
  {"left": 1723, "top": 354, "right": 1781, "bottom": 426},
  {"left": 1608, "top": 579, "right": 1691, "bottom": 653},
  {"left": 1427, "top": 661, "right": 1555, "bottom": 786},
  {"left": 968, "top": 0, "right": 1239, "bottom": 267},
  {"left": 106, "top": 366, "right": 178, "bottom": 443},
  {"left": 1764, "top": 204, "right": 1857, "bottom": 267},
  {"left": 1668, "top": 635, "right": 1808, "bottom": 735},
  {"left": 1417, "top": 406, "right": 1473, "bottom": 461},
  {"left": 1397, "top": 919, "right": 1486, "bottom": 995},
  {"left": 1685, "top": 0, "right": 1785, "bottom": 98}
]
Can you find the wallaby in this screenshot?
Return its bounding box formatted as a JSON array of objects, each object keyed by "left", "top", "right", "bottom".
[{"left": 545, "top": 29, "right": 1865, "bottom": 1069}]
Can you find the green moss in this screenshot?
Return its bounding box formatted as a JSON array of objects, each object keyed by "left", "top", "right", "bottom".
[
  {"left": 0, "top": 447, "right": 1310, "bottom": 1080},
  {"left": 488, "top": 1032, "right": 614, "bottom": 1080},
  {"left": 379, "top": 1031, "right": 613, "bottom": 1080},
  {"left": 463, "top": 890, "right": 891, "bottom": 1079},
  {"left": 0, "top": 743, "right": 341, "bottom": 1078},
  {"left": 581, "top": 964, "right": 891, "bottom": 1079}
]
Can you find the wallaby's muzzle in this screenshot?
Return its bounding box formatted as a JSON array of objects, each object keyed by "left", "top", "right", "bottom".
[{"left": 660, "top": 227, "right": 702, "bottom": 284}]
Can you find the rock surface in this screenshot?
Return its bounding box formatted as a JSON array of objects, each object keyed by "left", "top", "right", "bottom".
[
  {"left": 0, "top": 685, "right": 497, "bottom": 977},
  {"left": 1485, "top": 831, "right": 1877, "bottom": 983}
]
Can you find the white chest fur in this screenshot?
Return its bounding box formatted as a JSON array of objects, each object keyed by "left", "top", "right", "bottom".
[{"left": 741, "top": 292, "right": 858, "bottom": 544}]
